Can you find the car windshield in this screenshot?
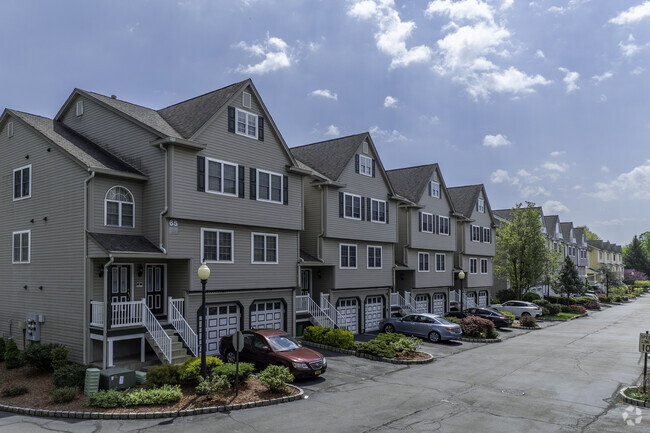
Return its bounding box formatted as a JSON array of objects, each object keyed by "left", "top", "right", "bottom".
[
  {"left": 435, "top": 317, "right": 454, "bottom": 325},
  {"left": 266, "top": 335, "right": 302, "bottom": 352}
]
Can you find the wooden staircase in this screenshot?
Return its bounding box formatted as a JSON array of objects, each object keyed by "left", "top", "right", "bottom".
[{"left": 145, "top": 325, "right": 192, "bottom": 365}]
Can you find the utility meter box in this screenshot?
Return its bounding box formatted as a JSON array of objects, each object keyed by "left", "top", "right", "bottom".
[
  {"left": 99, "top": 367, "right": 136, "bottom": 390},
  {"left": 25, "top": 313, "right": 43, "bottom": 341}
]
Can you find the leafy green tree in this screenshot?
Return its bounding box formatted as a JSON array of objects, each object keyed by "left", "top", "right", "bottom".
[
  {"left": 575, "top": 225, "right": 600, "bottom": 241},
  {"left": 555, "top": 256, "right": 584, "bottom": 302},
  {"left": 637, "top": 231, "right": 650, "bottom": 260},
  {"left": 494, "top": 203, "right": 548, "bottom": 300},
  {"left": 597, "top": 264, "right": 622, "bottom": 298},
  {"left": 623, "top": 235, "right": 650, "bottom": 276},
  {"left": 540, "top": 244, "right": 563, "bottom": 297}
]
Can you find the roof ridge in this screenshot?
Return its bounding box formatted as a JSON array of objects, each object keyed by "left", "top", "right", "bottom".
[
  {"left": 157, "top": 80, "right": 248, "bottom": 111},
  {"left": 291, "top": 132, "right": 368, "bottom": 149},
  {"left": 385, "top": 163, "right": 438, "bottom": 173},
  {"left": 83, "top": 90, "right": 157, "bottom": 111}
]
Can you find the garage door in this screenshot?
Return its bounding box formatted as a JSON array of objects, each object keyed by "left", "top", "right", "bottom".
[
  {"left": 415, "top": 294, "right": 429, "bottom": 313},
  {"left": 201, "top": 304, "right": 240, "bottom": 356},
  {"left": 478, "top": 291, "right": 488, "bottom": 307},
  {"left": 250, "top": 300, "right": 284, "bottom": 330},
  {"left": 466, "top": 292, "right": 477, "bottom": 308},
  {"left": 364, "top": 296, "right": 384, "bottom": 332},
  {"left": 338, "top": 298, "right": 358, "bottom": 334},
  {"left": 433, "top": 293, "right": 446, "bottom": 315}
]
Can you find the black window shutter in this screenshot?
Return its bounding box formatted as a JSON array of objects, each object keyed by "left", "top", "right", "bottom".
[
  {"left": 228, "top": 106, "right": 235, "bottom": 133},
  {"left": 197, "top": 156, "right": 205, "bottom": 192},
  {"left": 480, "top": 227, "right": 484, "bottom": 242},
  {"left": 258, "top": 117, "right": 264, "bottom": 141},
  {"left": 238, "top": 166, "right": 245, "bottom": 198},
  {"left": 418, "top": 212, "right": 422, "bottom": 232},
  {"left": 360, "top": 197, "right": 365, "bottom": 221},
  {"left": 282, "top": 175, "right": 288, "bottom": 205},
  {"left": 435, "top": 215, "right": 439, "bottom": 234},
  {"left": 372, "top": 160, "right": 376, "bottom": 178},
  {"left": 355, "top": 154, "right": 359, "bottom": 173},
  {"left": 339, "top": 192, "right": 344, "bottom": 217},
  {"left": 385, "top": 202, "right": 389, "bottom": 224},
  {"left": 250, "top": 168, "right": 257, "bottom": 200},
  {"left": 366, "top": 197, "right": 371, "bottom": 221}
]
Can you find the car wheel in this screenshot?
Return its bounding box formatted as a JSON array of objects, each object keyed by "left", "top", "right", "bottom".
[
  {"left": 428, "top": 331, "right": 441, "bottom": 343},
  {"left": 383, "top": 324, "right": 395, "bottom": 333},
  {"left": 521, "top": 312, "right": 531, "bottom": 317},
  {"left": 225, "top": 350, "right": 237, "bottom": 364}
]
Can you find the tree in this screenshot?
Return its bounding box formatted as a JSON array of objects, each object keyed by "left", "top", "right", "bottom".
[
  {"left": 637, "top": 231, "right": 650, "bottom": 260},
  {"left": 598, "top": 264, "right": 622, "bottom": 298},
  {"left": 494, "top": 203, "right": 548, "bottom": 300},
  {"left": 540, "top": 244, "right": 563, "bottom": 297},
  {"left": 623, "top": 235, "right": 650, "bottom": 276},
  {"left": 555, "top": 256, "right": 584, "bottom": 302},
  {"left": 575, "top": 225, "right": 600, "bottom": 241},
  {"left": 623, "top": 268, "right": 648, "bottom": 284}
]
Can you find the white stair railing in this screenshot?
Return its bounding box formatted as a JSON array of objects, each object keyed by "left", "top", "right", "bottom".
[
  {"left": 90, "top": 301, "right": 104, "bottom": 327},
  {"left": 111, "top": 300, "right": 144, "bottom": 328},
  {"left": 168, "top": 297, "right": 198, "bottom": 357},
  {"left": 391, "top": 292, "right": 416, "bottom": 313},
  {"left": 323, "top": 298, "right": 346, "bottom": 329},
  {"left": 299, "top": 295, "right": 337, "bottom": 329},
  {"left": 142, "top": 299, "right": 172, "bottom": 363}
]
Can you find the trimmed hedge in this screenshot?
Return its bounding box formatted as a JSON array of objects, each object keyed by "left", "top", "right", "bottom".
[
  {"left": 459, "top": 316, "right": 494, "bottom": 338},
  {"left": 51, "top": 346, "right": 68, "bottom": 371},
  {"left": 146, "top": 364, "right": 180, "bottom": 388},
  {"left": 21, "top": 343, "right": 65, "bottom": 372},
  {"left": 4, "top": 339, "right": 21, "bottom": 369},
  {"left": 523, "top": 292, "right": 541, "bottom": 302},
  {"left": 50, "top": 387, "right": 78, "bottom": 404},
  {"left": 303, "top": 326, "right": 355, "bottom": 350},
  {"left": 178, "top": 356, "right": 223, "bottom": 383},
  {"left": 355, "top": 333, "right": 421, "bottom": 359},
  {"left": 53, "top": 364, "right": 90, "bottom": 389},
  {"left": 1, "top": 385, "right": 28, "bottom": 397},
  {"left": 86, "top": 385, "right": 182, "bottom": 408},
  {"left": 211, "top": 362, "right": 255, "bottom": 385}
]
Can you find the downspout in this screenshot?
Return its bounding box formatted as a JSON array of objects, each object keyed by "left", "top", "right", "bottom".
[
  {"left": 83, "top": 170, "right": 95, "bottom": 364},
  {"left": 317, "top": 184, "right": 325, "bottom": 260},
  {"left": 102, "top": 254, "right": 114, "bottom": 370},
  {"left": 158, "top": 144, "right": 168, "bottom": 254}
]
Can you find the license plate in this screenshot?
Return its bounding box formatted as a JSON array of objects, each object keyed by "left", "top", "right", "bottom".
[{"left": 314, "top": 370, "right": 321, "bottom": 375}]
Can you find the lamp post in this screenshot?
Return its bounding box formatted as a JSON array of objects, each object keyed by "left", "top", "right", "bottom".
[
  {"left": 458, "top": 270, "right": 466, "bottom": 316},
  {"left": 197, "top": 261, "right": 211, "bottom": 379}
]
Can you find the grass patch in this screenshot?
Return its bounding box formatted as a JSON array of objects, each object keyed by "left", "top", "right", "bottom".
[
  {"left": 540, "top": 312, "right": 580, "bottom": 321},
  {"left": 624, "top": 386, "right": 650, "bottom": 402}
]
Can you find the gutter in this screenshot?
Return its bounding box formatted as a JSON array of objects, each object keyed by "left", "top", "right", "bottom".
[
  {"left": 102, "top": 254, "right": 114, "bottom": 370},
  {"left": 150, "top": 136, "right": 206, "bottom": 151},
  {"left": 82, "top": 169, "right": 95, "bottom": 364},
  {"left": 158, "top": 144, "right": 168, "bottom": 254}
]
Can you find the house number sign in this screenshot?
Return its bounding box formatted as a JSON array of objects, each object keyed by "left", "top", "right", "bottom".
[{"left": 168, "top": 219, "right": 179, "bottom": 234}]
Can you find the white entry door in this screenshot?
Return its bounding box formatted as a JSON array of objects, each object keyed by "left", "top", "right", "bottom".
[
  {"left": 201, "top": 304, "right": 240, "bottom": 356},
  {"left": 338, "top": 298, "right": 358, "bottom": 334},
  {"left": 433, "top": 293, "right": 446, "bottom": 315},
  {"left": 415, "top": 294, "right": 429, "bottom": 313},
  {"left": 250, "top": 300, "right": 284, "bottom": 330},
  {"left": 364, "top": 296, "right": 384, "bottom": 332}
]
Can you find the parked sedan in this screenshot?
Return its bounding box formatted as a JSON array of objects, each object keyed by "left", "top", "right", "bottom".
[
  {"left": 463, "top": 307, "right": 513, "bottom": 328},
  {"left": 379, "top": 313, "right": 462, "bottom": 343},
  {"left": 489, "top": 301, "right": 543, "bottom": 318},
  {"left": 219, "top": 329, "right": 326, "bottom": 379}
]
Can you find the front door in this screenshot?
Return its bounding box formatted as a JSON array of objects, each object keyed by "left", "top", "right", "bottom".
[
  {"left": 300, "top": 270, "right": 312, "bottom": 296},
  {"left": 146, "top": 265, "right": 165, "bottom": 315},
  {"left": 108, "top": 265, "right": 131, "bottom": 304}
]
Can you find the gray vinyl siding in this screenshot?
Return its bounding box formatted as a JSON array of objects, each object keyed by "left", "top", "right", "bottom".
[
  {"left": 396, "top": 207, "right": 408, "bottom": 264},
  {"left": 165, "top": 220, "right": 299, "bottom": 292},
  {"left": 410, "top": 173, "right": 456, "bottom": 252},
  {"left": 0, "top": 116, "right": 87, "bottom": 361},
  {"left": 301, "top": 182, "right": 322, "bottom": 258},
  {"left": 409, "top": 250, "right": 453, "bottom": 288},
  {"left": 321, "top": 239, "right": 394, "bottom": 289},
  {"left": 88, "top": 176, "right": 144, "bottom": 234},
  {"left": 460, "top": 255, "right": 494, "bottom": 288},
  {"left": 463, "top": 192, "right": 495, "bottom": 258},
  {"left": 60, "top": 96, "right": 165, "bottom": 243}
]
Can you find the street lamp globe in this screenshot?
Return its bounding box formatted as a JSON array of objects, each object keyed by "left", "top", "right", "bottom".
[
  {"left": 458, "top": 270, "right": 465, "bottom": 280},
  {"left": 198, "top": 261, "right": 211, "bottom": 281}
]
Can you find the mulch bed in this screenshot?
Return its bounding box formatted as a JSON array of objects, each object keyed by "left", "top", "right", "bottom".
[{"left": 0, "top": 363, "right": 298, "bottom": 414}]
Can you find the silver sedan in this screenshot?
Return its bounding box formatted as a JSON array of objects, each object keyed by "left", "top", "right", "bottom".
[{"left": 378, "top": 313, "right": 462, "bottom": 343}]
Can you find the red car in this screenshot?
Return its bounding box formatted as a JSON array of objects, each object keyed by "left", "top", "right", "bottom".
[{"left": 219, "top": 329, "right": 327, "bottom": 379}]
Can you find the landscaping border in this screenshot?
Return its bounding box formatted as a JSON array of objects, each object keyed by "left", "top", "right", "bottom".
[
  {"left": 619, "top": 386, "right": 650, "bottom": 408},
  {"left": 511, "top": 325, "right": 541, "bottom": 330},
  {"left": 0, "top": 385, "right": 304, "bottom": 420},
  {"left": 301, "top": 341, "right": 435, "bottom": 365},
  {"left": 459, "top": 337, "right": 501, "bottom": 343}
]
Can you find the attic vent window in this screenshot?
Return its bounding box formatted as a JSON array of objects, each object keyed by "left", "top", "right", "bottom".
[
  {"left": 242, "top": 92, "right": 252, "bottom": 109},
  {"left": 362, "top": 141, "right": 369, "bottom": 154},
  {"left": 7, "top": 121, "right": 14, "bottom": 137},
  {"left": 430, "top": 181, "right": 440, "bottom": 198},
  {"left": 76, "top": 100, "right": 84, "bottom": 116},
  {"left": 477, "top": 198, "right": 485, "bottom": 213}
]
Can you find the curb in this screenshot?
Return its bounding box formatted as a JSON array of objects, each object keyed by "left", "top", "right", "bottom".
[
  {"left": 619, "top": 386, "right": 650, "bottom": 408},
  {"left": 301, "top": 341, "right": 435, "bottom": 365},
  {"left": 511, "top": 325, "right": 541, "bottom": 330},
  {"left": 459, "top": 337, "right": 501, "bottom": 343},
  {"left": 0, "top": 385, "right": 304, "bottom": 420}
]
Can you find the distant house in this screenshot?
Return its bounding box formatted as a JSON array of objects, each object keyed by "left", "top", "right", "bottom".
[{"left": 586, "top": 240, "right": 624, "bottom": 290}]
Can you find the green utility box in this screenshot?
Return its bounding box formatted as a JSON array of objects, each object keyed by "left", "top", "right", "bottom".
[
  {"left": 84, "top": 368, "right": 100, "bottom": 396},
  {"left": 135, "top": 371, "right": 147, "bottom": 385},
  {"left": 99, "top": 367, "right": 136, "bottom": 390}
]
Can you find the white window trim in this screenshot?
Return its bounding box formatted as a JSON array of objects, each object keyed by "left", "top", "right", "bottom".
[
  {"left": 7, "top": 121, "right": 14, "bottom": 138},
  {"left": 438, "top": 215, "right": 450, "bottom": 235},
  {"left": 205, "top": 157, "right": 239, "bottom": 197},
  {"left": 104, "top": 185, "right": 135, "bottom": 228},
  {"left": 201, "top": 228, "right": 234, "bottom": 264},
  {"left": 13, "top": 164, "right": 31, "bottom": 201},
  {"left": 242, "top": 91, "right": 252, "bottom": 109},
  {"left": 471, "top": 225, "right": 480, "bottom": 242},
  {"left": 482, "top": 227, "right": 491, "bottom": 243},
  {"left": 76, "top": 100, "right": 84, "bottom": 116},
  {"left": 12, "top": 230, "right": 30, "bottom": 264},
  {"left": 358, "top": 154, "right": 373, "bottom": 177},
  {"left": 343, "top": 192, "right": 362, "bottom": 220},
  {"left": 469, "top": 258, "right": 478, "bottom": 274},
  {"left": 235, "top": 108, "right": 258, "bottom": 139},
  {"left": 480, "top": 258, "right": 488, "bottom": 274},
  {"left": 430, "top": 181, "right": 440, "bottom": 198},
  {"left": 362, "top": 141, "right": 369, "bottom": 154},
  {"left": 370, "top": 198, "right": 386, "bottom": 223},
  {"left": 256, "top": 169, "right": 283, "bottom": 204},
  {"left": 477, "top": 198, "right": 485, "bottom": 213},
  {"left": 421, "top": 212, "right": 434, "bottom": 233},
  {"left": 435, "top": 253, "right": 446, "bottom": 272},
  {"left": 340, "top": 243, "right": 358, "bottom": 269},
  {"left": 418, "top": 252, "right": 430, "bottom": 273},
  {"left": 251, "top": 232, "right": 279, "bottom": 264},
  {"left": 367, "top": 245, "right": 382, "bottom": 269}
]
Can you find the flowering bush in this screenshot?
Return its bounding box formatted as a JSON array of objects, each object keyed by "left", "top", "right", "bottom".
[
  {"left": 459, "top": 316, "right": 494, "bottom": 338},
  {"left": 568, "top": 305, "right": 586, "bottom": 314}
]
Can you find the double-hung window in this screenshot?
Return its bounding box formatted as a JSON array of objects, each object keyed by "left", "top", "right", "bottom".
[
  {"left": 13, "top": 165, "right": 31, "bottom": 200},
  {"left": 207, "top": 158, "right": 238, "bottom": 196},
  {"left": 340, "top": 244, "right": 357, "bottom": 269},
  {"left": 480, "top": 258, "right": 488, "bottom": 274},
  {"left": 359, "top": 155, "right": 373, "bottom": 176},
  {"left": 482, "top": 227, "right": 491, "bottom": 243},
  {"left": 105, "top": 186, "right": 134, "bottom": 227},
  {"left": 367, "top": 246, "right": 382, "bottom": 269},
  {"left": 257, "top": 170, "right": 283, "bottom": 203},
  {"left": 344, "top": 193, "right": 361, "bottom": 219},
  {"left": 471, "top": 225, "right": 481, "bottom": 242},
  {"left": 252, "top": 233, "right": 278, "bottom": 264},
  {"left": 236, "top": 108, "right": 258, "bottom": 139},
  {"left": 438, "top": 216, "right": 450, "bottom": 235},
  {"left": 477, "top": 198, "right": 485, "bottom": 213},
  {"left": 421, "top": 212, "right": 433, "bottom": 233},
  {"left": 430, "top": 181, "right": 440, "bottom": 198},
  {"left": 202, "top": 229, "right": 233, "bottom": 263},
  {"left": 370, "top": 199, "right": 386, "bottom": 223},
  {"left": 435, "top": 253, "right": 446, "bottom": 272},
  {"left": 469, "top": 258, "right": 478, "bottom": 274},
  {"left": 12, "top": 230, "right": 30, "bottom": 264},
  {"left": 418, "top": 252, "right": 430, "bottom": 272}
]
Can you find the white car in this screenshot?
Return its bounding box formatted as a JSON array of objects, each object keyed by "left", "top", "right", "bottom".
[{"left": 489, "top": 301, "right": 543, "bottom": 318}]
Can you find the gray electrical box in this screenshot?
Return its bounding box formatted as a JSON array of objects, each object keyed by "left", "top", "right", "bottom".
[
  {"left": 99, "top": 367, "right": 136, "bottom": 390},
  {"left": 25, "top": 313, "right": 43, "bottom": 341}
]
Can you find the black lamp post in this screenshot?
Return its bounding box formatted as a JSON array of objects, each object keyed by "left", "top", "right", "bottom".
[
  {"left": 197, "top": 261, "right": 211, "bottom": 379},
  {"left": 458, "top": 270, "right": 466, "bottom": 315}
]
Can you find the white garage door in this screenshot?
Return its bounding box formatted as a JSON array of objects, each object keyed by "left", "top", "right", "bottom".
[
  {"left": 415, "top": 294, "right": 429, "bottom": 313},
  {"left": 250, "top": 300, "right": 284, "bottom": 330},
  {"left": 338, "top": 298, "right": 358, "bottom": 334},
  {"left": 433, "top": 293, "right": 446, "bottom": 315},
  {"left": 364, "top": 296, "right": 384, "bottom": 332},
  {"left": 478, "top": 291, "right": 488, "bottom": 307},
  {"left": 466, "top": 292, "right": 477, "bottom": 308},
  {"left": 201, "top": 304, "right": 240, "bottom": 356}
]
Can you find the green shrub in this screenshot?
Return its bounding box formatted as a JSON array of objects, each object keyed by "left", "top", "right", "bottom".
[
  {"left": 196, "top": 374, "right": 231, "bottom": 398},
  {"left": 178, "top": 356, "right": 223, "bottom": 383},
  {"left": 146, "top": 364, "right": 180, "bottom": 388},
  {"left": 568, "top": 305, "right": 586, "bottom": 314},
  {"left": 535, "top": 299, "right": 550, "bottom": 307},
  {"left": 542, "top": 307, "right": 550, "bottom": 316},
  {"left": 460, "top": 316, "right": 494, "bottom": 337},
  {"left": 4, "top": 339, "right": 21, "bottom": 369},
  {"left": 519, "top": 315, "right": 537, "bottom": 327},
  {"left": 1, "top": 385, "right": 28, "bottom": 397},
  {"left": 86, "top": 385, "right": 182, "bottom": 408},
  {"left": 584, "top": 300, "right": 600, "bottom": 310},
  {"left": 487, "top": 328, "right": 499, "bottom": 339},
  {"left": 21, "top": 343, "right": 64, "bottom": 372},
  {"left": 303, "top": 326, "right": 330, "bottom": 343},
  {"left": 0, "top": 337, "right": 5, "bottom": 362},
  {"left": 523, "top": 292, "right": 541, "bottom": 302},
  {"left": 496, "top": 289, "right": 516, "bottom": 303},
  {"left": 51, "top": 346, "right": 68, "bottom": 370},
  {"left": 257, "top": 365, "right": 294, "bottom": 393},
  {"left": 355, "top": 340, "right": 395, "bottom": 358},
  {"left": 354, "top": 333, "right": 420, "bottom": 358},
  {"left": 50, "top": 387, "right": 78, "bottom": 404},
  {"left": 53, "top": 364, "right": 89, "bottom": 389},
  {"left": 548, "top": 304, "right": 562, "bottom": 316},
  {"left": 211, "top": 362, "right": 255, "bottom": 385},
  {"left": 86, "top": 389, "right": 123, "bottom": 408},
  {"left": 547, "top": 296, "right": 576, "bottom": 306},
  {"left": 634, "top": 281, "right": 650, "bottom": 287},
  {"left": 560, "top": 305, "right": 571, "bottom": 313},
  {"left": 323, "top": 328, "right": 355, "bottom": 349},
  {"left": 443, "top": 316, "right": 459, "bottom": 324}
]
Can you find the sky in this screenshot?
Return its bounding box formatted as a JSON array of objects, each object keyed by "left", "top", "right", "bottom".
[{"left": 1, "top": 0, "right": 649, "bottom": 246}]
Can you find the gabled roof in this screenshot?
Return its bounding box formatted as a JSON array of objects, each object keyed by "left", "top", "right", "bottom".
[
  {"left": 447, "top": 184, "right": 495, "bottom": 224},
  {"left": 574, "top": 227, "right": 586, "bottom": 245},
  {"left": 492, "top": 209, "right": 513, "bottom": 221},
  {"left": 291, "top": 133, "right": 368, "bottom": 181},
  {"left": 544, "top": 215, "right": 560, "bottom": 237},
  {"left": 4, "top": 110, "right": 145, "bottom": 178},
  {"left": 560, "top": 222, "right": 574, "bottom": 241},
  {"left": 386, "top": 164, "right": 435, "bottom": 203}
]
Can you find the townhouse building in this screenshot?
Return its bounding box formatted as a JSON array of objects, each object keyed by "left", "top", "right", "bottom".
[
  {"left": 586, "top": 240, "right": 624, "bottom": 289},
  {"left": 573, "top": 227, "right": 589, "bottom": 278}
]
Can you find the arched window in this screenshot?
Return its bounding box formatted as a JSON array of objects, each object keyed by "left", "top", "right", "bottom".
[{"left": 105, "top": 186, "right": 134, "bottom": 227}]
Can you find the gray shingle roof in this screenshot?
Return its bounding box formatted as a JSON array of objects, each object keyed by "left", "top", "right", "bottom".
[
  {"left": 290, "top": 133, "right": 368, "bottom": 181},
  {"left": 89, "top": 233, "right": 161, "bottom": 253},
  {"left": 157, "top": 80, "right": 247, "bottom": 139},
  {"left": 544, "top": 215, "right": 559, "bottom": 236},
  {"left": 386, "top": 164, "right": 436, "bottom": 203},
  {"left": 447, "top": 185, "right": 483, "bottom": 218},
  {"left": 493, "top": 209, "right": 513, "bottom": 221},
  {"left": 560, "top": 222, "right": 573, "bottom": 241}
]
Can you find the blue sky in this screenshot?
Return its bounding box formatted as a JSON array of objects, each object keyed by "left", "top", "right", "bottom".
[{"left": 1, "top": 0, "right": 649, "bottom": 245}]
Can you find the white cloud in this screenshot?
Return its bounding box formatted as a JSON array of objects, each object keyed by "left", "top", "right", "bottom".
[
  {"left": 543, "top": 200, "right": 569, "bottom": 213},
  {"left": 573, "top": 185, "right": 583, "bottom": 190},
  {"left": 310, "top": 89, "right": 338, "bottom": 101},
  {"left": 601, "top": 165, "right": 609, "bottom": 173},
  {"left": 548, "top": 6, "right": 565, "bottom": 14},
  {"left": 501, "top": 0, "right": 514, "bottom": 10},
  {"left": 542, "top": 161, "right": 569, "bottom": 172},
  {"left": 325, "top": 125, "right": 340, "bottom": 137},
  {"left": 369, "top": 125, "right": 408, "bottom": 142},
  {"left": 384, "top": 95, "right": 398, "bottom": 107},
  {"left": 474, "top": 67, "right": 551, "bottom": 97},
  {"left": 599, "top": 94, "right": 607, "bottom": 102},
  {"left": 548, "top": 0, "right": 591, "bottom": 14},
  {"left": 517, "top": 169, "right": 541, "bottom": 183},
  {"left": 591, "top": 160, "right": 650, "bottom": 201},
  {"left": 559, "top": 67, "right": 580, "bottom": 92},
  {"left": 420, "top": 114, "right": 440, "bottom": 124},
  {"left": 483, "top": 133, "right": 512, "bottom": 147},
  {"left": 592, "top": 71, "right": 613, "bottom": 83},
  {"left": 631, "top": 66, "right": 645, "bottom": 75},
  {"left": 535, "top": 49, "right": 545, "bottom": 58},
  {"left": 550, "top": 151, "right": 566, "bottom": 157},
  {"left": 490, "top": 169, "right": 512, "bottom": 183},
  {"left": 521, "top": 186, "right": 550, "bottom": 197},
  {"left": 609, "top": 1, "right": 650, "bottom": 25},
  {"left": 425, "top": 0, "right": 494, "bottom": 21},
  {"left": 235, "top": 34, "right": 293, "bottom": 74},
  {"left": 618, "top": 34, "right": 648, "bottom": 56},
  {"left": 348, "top": 0, "right": 432, "bottom": 69}
]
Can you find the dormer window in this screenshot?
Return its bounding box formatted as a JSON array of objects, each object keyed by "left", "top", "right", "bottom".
[
  {"left": 76, "top": 100, "right": 84, "bottom": 116},
  {"left": 477, "top": 198, "right": 485, "bottom": 213},
  {"left": 359, "top": 155, "right": 373, "bottom": 176},
  {"left": 430, "top": 181, "right": 440, "bottom": 198},
  {"left": 242, "top": 92, "right": 252, "bottom": 108},
  {"left": 105, "top": 186, "right": 134, "bottom": 227},
  {"left": 362, "top": 141, "right": 369, "bottom": 154},
  {"left": 235, "top": 108, "right": 258, "bottom": 139},
  {"left": 7, "top": 121, "right": 14, "bottom": 138}
]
